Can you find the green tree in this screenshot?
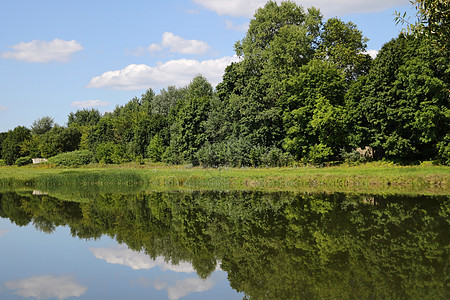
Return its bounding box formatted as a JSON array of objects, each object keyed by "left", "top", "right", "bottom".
[
  {"left": 316, "top": 18, "right": 372, "bottom": 81},
  {"left": 68, "top": 109, "right": 101, "bottom": 127},
  {"left": 21, "top": 135, "right": 41, "bottom": 158},
  {"left": 152, "top": 85, "right": 187, "bottom": 116},
  {"left": 223, "top": 1, "right": 323, "bottom": 148},
  {"left": 346, "top": 35, "right": 449, "bottom": 162},
  {"left": 395, "top": 0, "right": 450, "bottom": 52},
  {"left": 31, "top": 116, "right": 54, "bottom": 135},
  {"left": 147, "top": 134, "right": 165, "bottom": 162},
  {"left": 170, "top": 75, "right": 213, "bottom": 164},
  {"left": 95, "top": 141, "right": 126, "bottom": 164},
  {"left": 39, "top": 125, "right": 81, "bottom": 158},
  {"left": 1, "top": 126, "right": 31, "bottom": 165},
  {"left": 0, "top": 132, "right": 7, "bottom": 159},
  {"left": 281, "top": 59, "right": 347, "bottom": 161}
]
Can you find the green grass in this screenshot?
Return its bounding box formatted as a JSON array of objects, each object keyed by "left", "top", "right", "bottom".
[{"left": 0, "top": 161, "right": 448, "bottom": 195}]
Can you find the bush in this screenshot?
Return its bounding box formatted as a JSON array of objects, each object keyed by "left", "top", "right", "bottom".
[
  {"left": 197, "top": 138, "right": 252, "bottom": 167},
  {"left": 95, "top": 142, "right": 126, "bottom": 164},
  {"left": 340, "top": 148, "right": 367, "bottom": 163},
  {"left": 48, "top": 150, "right": 95, "bottom": 167},
  {"left": 15, "top": 156, "right": 32, "bottom": 166},
  {"left": 261, "top": 147, "right": 294, "bottom": 167},
  {"left": 147, "top": 134, "right": 165, "bottom": 162},
  {"left": 197, "top": 140, "right": 293, "bottom": 168},
  {"left": 437, "top": 135, "right": 450, "bottom": 165},
  {"left": 162, "top": 146, "right": 181, "bottom": 165},
  {"left": 196, "top": 142, "right": 217, "bottom": 167},
  {"left": 308, "top": 144, "right": 333, "bottom": 164},
  {"left": 0, "top": 159, "right": 6, "bottom": 166}
]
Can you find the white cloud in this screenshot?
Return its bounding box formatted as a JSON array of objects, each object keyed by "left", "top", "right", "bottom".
[
  {"left": 5, "top": 275, "right": 88, "bottom": 300},
  {"left": 193, "top": 0, "right": 264, "bottom": 17},
  {"left": 0, "top": 229, "right": 10, "bottom": 237},
  {"left": 225, "top": 20, "right": 249, "bottom": 32},
  {"left": 1, "top": 39, "right": 84, "bottom": 63},
  {"left": 70, "top": 100, "right": 111, "bottom": 108},
  {"left": 364, "top": 49, "right": 379, "bottom": 59},
  {"left": 187, "top": 9, "right": 200, "bottom": 15},
  {"left": 192, "top": 0, "right": 409, "bottom": 17},
  {"left": 89, "top": 246, "right": 196, "bottom": 272},
  {"left": 0, "top": 105, "right": 8, "bottom": 111},
  {"left": 148, "top": 43, "right": 163, "bottom": 53},
  {"left": 148, "top": 32, "right": 210, "bottom": 55},
  {"left": 87, "top": 55, "right": 239, "bottom": 90}
]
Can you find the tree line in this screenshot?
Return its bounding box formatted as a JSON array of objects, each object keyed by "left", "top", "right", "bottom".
[{"left": 1, "top": 1, "right": 448, "bottom": 166}]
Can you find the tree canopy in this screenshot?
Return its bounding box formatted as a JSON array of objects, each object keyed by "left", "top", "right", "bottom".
[{"left": 0, "top": 0, "right": 448, "bottom": 166}]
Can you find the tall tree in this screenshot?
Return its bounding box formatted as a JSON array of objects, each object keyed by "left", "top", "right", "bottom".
[
  {"left": 395, "top": 0, "right": 449, "bottom": 52},
  {"left": 219, "top": 1, "right": 323, "bottom": 148},
  {"left": 39, "top": 125, "right": 81, "bottom": 158},
  {"left": 346, "top": 35, "right": 449, "bottom": 162},
  {"left": 170, "top": 75, "right": 213, "bottom": 164},
  {"left": 281, "top": 59, "right": 347, "bottom": 161},
  {"left": 316, "top": 18, "right": 372, "bottom": 81},
  {"left": 31, "top": 116, "right": 54, "bottom": 135},
  {"left": 68, "top": 109, "right": 101, "bottom": 127},
  {"left": 1, "top": 126, "right": 31, "bottom": 165}
]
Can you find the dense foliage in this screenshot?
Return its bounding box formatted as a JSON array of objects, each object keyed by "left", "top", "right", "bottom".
[
  {"left": 0, "top": 190, "right": 448, "bottom": 298},
  {"left": 0, "top": 1, "right": 448, "bottom": 166}
]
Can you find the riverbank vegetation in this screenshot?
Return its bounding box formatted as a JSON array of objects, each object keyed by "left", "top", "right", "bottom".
[
  {"left": 1, "top": 1, "right": 448, "bottom": 168},
  {"left": 0, "top": 162, "right": 448, "bottom": 195}
]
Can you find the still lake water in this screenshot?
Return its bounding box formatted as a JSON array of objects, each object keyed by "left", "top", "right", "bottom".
[{"left": 0, "top": 189, "right": 448, "bottom": 299}]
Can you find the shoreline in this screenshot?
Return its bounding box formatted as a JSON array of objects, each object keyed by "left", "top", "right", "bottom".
[{"left": 0, "top": 162, "right": 448, "bottom": 195}]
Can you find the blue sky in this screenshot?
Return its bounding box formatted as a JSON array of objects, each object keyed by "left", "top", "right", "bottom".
[{"left": 0, "top": 0, "right": 415, "bottom": 132}]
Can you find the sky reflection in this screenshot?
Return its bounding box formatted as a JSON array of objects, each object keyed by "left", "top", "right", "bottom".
[
  {"left": 0, "top": 228, "right": 9, "bottom": 238},
  {"left": 89, "top": 245, "right": 196, "bottom": 272},
  {"left": 5, "top": 275, "right": 87, "bottom": 300}
]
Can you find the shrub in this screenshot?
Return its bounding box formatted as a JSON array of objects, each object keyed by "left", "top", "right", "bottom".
[
  {"left": 0, "top": 159, "right": 6, "bottom": 166},
  {"left": 48, "top": 150, "right": 95, "bottom": 167},
  {"left": 196, "top": 142, "right": 217, "bottom": 167},
  {"left": 308, "top": 143, "right": 333, "bottom": 164},
  {"left": 95, "top": 142, "right": 126, "bottom": 164},
  {"left": 197, "top": 138, "right": 252, "bottom": 167},
  {"left": 15, "top": 156, "right": 32, "bottom": 166},
  {"left": 147, "top": 134, "right": 165, "bottom": 162},
  {"left": 340, "top": 148, "right": 367, "bottom": 163},
  {"left": 261, "top": 147, "right": 294, "bottom": 167},
  {"left": 162, "top": 146, "right": 181, "bottom": 165},
  {"left": 437, "top": 135, "right": 450, "bottom": 165}
]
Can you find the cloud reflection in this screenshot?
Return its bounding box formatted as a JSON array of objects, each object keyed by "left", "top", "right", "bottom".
[
  {"left": 89, "top": 245, "right": 195, "bottom": 272},
  {"left": 166, "top": 277, "right": 215, "bottom": 300},
  {"left": 5, "top": 275, "right": 87, "bottom": 300},
  {"left": 0, "top": 229, "right": 10, "bottom": 238},
  {"left": 138, "top": 277, "right": 215, "bottom": 300}
]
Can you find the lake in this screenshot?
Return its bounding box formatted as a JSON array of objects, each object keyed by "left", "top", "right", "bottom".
[{"left": 0, "top": 189, "right": 448, "bottom": 299}]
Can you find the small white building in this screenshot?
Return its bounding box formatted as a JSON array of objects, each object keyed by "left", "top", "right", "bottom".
[{"left": 32, "top": 158, "right": 48, "bottom": 164}]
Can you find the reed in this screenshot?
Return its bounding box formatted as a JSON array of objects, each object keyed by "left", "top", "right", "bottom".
[{"left": 0, "top": 162, "right": 448, "bottom": 195}]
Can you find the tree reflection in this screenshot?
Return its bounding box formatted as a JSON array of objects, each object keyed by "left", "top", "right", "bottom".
[{"left": 0, "top": 190, "right": 448, "bottom": 299}]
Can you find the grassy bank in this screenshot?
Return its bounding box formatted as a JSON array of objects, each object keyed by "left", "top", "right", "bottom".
[{"left": 0, "top": 162, "right": 448, "bottom": 195}]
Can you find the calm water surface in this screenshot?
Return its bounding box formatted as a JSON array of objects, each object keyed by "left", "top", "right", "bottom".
[{"left": 0, "top": 189, "right": 448, "bottom": 299}]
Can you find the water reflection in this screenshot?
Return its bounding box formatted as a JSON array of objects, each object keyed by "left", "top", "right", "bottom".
[
  {"left": 89, "top": 245, "right": 197, "bottom": 272},
  {"left": 0, "top": 228, "right": 9, "bottom": 237},
  {"left": 0, "top": 189, "right": 448, "bottom": 299},
  {"left": 138, "top": 276, "right": 216, "bottom": 300},
  {"left": 5, "top": 275, "right": 87, "bottom": 300}
]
